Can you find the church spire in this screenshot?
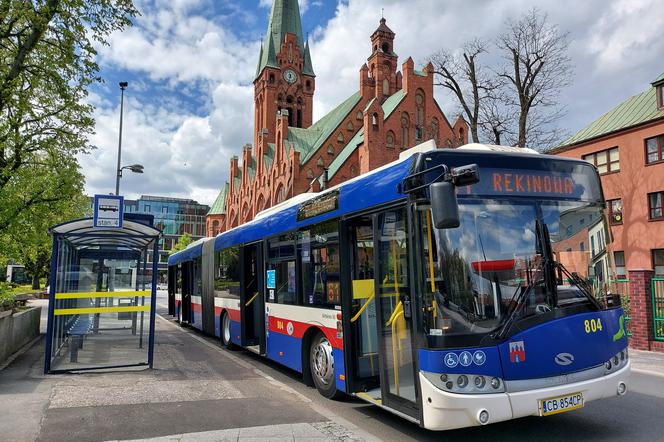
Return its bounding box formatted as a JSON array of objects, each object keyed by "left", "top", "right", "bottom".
[{"left": 255, "top": 0, "right": 306, "bottom": 79}]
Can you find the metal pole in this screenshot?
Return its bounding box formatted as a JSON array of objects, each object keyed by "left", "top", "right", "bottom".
[
  {"left": 115, "top": 83, "right": 127, "bottom": 196},
  {"left": 148, "top": 238, "right": 159, "bottom": 368},
  {"left": 44, "top": 235, "right": 59, "bottom": 374}
]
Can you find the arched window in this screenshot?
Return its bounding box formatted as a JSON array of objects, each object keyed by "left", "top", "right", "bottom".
[
  {"left": 275, "top": 185, "right": 286, "bottom": 204},
  {"left": 317, "top": 157, "right": 324, "bottom": 167},
  {"left": 372, "top": 113, "right": 378, "bottom": 127},
  {"left": 306, "top": 80, "right": 311, "bottom": 91},
  {"left": 386, "top": 131, "right": 395, "bottom": 149},
  {"left": 346, "top": 121, "right": 354, "bottom": 132},
  {"left": 327, "top": 144, "right": 334, "bottom": 155},
  {"left": 269, "top": 73, "right": 275, "bottom": 83},
  {"left": 383, "top": 78, "right": 390, "bottom": 96},
  {"left": 382, "top": 42, "right": 390, "bottom": 53},
  {"left": 356, "top": 111, "right": 363, "bottom": 121},
  {"left": 307, "top": 169, "right": 314, "bottom": 179},
  {"left": 337, "top": 132, "right": 344, "bottom": 143},
  {"left": 430, "top": 118, "right": 440, "bottom": 144},
  {"left": 212, "top": 220, "right": 219, "bottom": 235},
  {"left": 350, "top": 165, "right": 357, "bottom": 177},
  {"left": 401, "top": 112, "right": 410, "bottom": 149},
  {"left": 415, "top": 90, "right": 425, "bottom": 143},
  {"left": 458, "top": 127, "right": 465, "bottom": 143}
]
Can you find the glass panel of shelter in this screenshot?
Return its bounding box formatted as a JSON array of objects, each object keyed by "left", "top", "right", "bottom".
[{"left": 48, "top": 238, "right": 155, "bottom": 372}]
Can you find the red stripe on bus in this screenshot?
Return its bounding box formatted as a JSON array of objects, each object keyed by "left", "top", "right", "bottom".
[{"left": 268, "top": 316, "right": 342, "bottom": 349}]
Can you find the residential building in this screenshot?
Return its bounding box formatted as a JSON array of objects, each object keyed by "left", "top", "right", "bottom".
[
  {"left": 551, "top": 72, "right": 664, "bottom": 351},
  {"left": 206, "top": 0, "right": 467, "bottom": 236}
]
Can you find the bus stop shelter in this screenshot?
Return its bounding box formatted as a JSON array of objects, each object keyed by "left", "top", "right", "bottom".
[{"left": 44, "top": 217, "right": 161, "bottom": 373}]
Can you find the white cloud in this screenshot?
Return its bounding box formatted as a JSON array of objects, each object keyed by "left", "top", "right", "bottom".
[{"left": 84, "top": 0, "right": 663, "bottom": 207}]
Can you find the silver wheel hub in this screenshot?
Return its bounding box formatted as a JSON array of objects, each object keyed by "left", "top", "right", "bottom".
[
  {"left": 311, "top": 337, "right": 334, "bottom": 386},
  {"left": 223, "top": 314, "right": 231, "bottom": 343}
]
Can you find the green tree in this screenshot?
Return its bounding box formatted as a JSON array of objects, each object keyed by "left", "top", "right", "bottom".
[
  {"left": 171, "top": 233, "right": 193, "bottom": 253},
  {"left": 0, "top": 0, "right": 138, "bottom": 235}
]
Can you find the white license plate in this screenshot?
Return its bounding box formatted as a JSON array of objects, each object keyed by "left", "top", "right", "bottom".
[{"left": 539, "top": 392, "right": 584, "bottom": 416}]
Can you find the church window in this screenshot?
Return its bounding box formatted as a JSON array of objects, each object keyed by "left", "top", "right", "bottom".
[
  {"left": 401, "top": 112, "right": 410, "bottom": 149},
  {"left": 346, "top": 122, "right": 354, "bottom": 132},
  {"left": 383, "top": 78, "right": 389, "bottom": 96},
  {"left": 386, "top": 131, "right": 395, "bottom": 149},
  {"left": 317, "top": 157, "right": 324, "bottom": 167},
  {"left": 416, "top": 89, "right": 425, "bottom": 126},
  {"left": 337, "top": 132, "right": 344, "bottom": 143},
  {"left": 382, "top": 42, "right": 390, "bottom": 53},
  {"left": 287, "top": 96, "right": 294, "bottom": 104},
  {"left": 356, "top": 111, "right": 363, "bottom": 121},
  {"left": 269, "top": 73, "right": 275, "bottom": 83},
  {"left": 327, "top": 144, "right": 334, "bottom": 155},
  {"left": 307, "top": 169, "right": 314, "bottom": 179},
  {"left": 430, "top": 118, "right": 440, "bottom": 144},
  {"left": 372, "top": 113, "right": 378, "bottom": 127},
  {"left": 458, "top": 127, "right": 465, "bottom": 143},
  {"left": 350, "top": 165, "right": 357, "bottom": 176},
  {"left": 306, "top": 80, "right": 312, "bottom": 91}
]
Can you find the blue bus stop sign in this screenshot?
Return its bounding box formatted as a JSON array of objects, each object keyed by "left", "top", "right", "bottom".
[{"left": 93, "top": 195, "right": 124, "bottom": 228}]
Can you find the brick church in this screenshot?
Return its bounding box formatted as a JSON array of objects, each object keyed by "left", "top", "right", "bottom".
[{"left": 206, "top": 0, "right": 467, "bottom": 236}]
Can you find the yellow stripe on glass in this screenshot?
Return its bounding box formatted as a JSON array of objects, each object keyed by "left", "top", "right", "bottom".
[
  {"left": 55, "top": 291, "right": 151, "bottom": 299},
  {"left": 53, "top": 305, "right": 151, "bottom": 316}
]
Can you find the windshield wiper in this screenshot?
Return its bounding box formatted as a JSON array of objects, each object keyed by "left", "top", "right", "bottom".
[
  {"left": 494, "top": 260, "right": 543, "bottom": 340},
  {"left": 553, "top": 260, "right": 603, "bottom": 310}
]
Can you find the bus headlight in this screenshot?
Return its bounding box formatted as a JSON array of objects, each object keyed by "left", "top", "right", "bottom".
[
  {"left": 604, "top": 350, "right": 629, "bottom": 375},
  {"left": 423, "top": 372, "right": 505, "bottom": 394}
]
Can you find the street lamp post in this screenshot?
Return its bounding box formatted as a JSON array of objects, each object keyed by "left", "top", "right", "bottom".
[{"left": 115, "top": 81, "right": 128, "bottom": 196}]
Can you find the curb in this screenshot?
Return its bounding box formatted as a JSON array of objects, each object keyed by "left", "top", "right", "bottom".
[
  {"left": 0, "top": 334, "right": 43, "bottom": 372},
  {"left": 630, "top": 367, "right": 664, "bottom": 379}
]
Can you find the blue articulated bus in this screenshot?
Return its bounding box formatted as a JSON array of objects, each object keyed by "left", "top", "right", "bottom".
[{"left": 167, "top": 142, "right": 629, "bottom": 430}]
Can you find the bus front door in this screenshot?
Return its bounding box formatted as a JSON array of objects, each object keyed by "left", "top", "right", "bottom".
[
  {"left": 240, "top": 243, "right": 265, "bottom": 353},
  {"left": 345, "top": 211, "right": 419, "bottom": 419}
]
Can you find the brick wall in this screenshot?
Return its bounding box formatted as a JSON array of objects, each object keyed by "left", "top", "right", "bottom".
[{"left": 628, "top": 269, "right": 656, "bottom": 350}]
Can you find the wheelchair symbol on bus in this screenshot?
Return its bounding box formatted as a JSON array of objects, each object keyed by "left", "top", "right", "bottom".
[{"left": 444, "top": 352, "right": 459, "bottom": 368}]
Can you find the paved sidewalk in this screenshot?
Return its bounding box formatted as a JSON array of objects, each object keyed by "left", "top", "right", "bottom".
[
  {"left": 629, "top": 348, "right": 664, "bottom": 377},
  {"left": 0, "top": 312, "right": 367, "bottom": 442}
]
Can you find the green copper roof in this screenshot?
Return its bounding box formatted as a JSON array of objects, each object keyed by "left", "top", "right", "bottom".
[
  {"left": 208, "top": 183, "right": 228, "bottom": 215},
  {"left": 264, "top": 143, "right": 275, "bottom": 171},
  {"left": 558, "top": 84, "right": 664, "bottom": 148},
  {"left": 328, "top": 129, "right": 364, "bottom": 178},
  {"left": 382, "top": 89, "right": 406, "bottom": 119},
  {"left": 256, "top": 0, "right": 313, "bottom": 79},
  {"left": 653, "top": 72, "right": 664, "bottom": 86},
  {"left": 328, "top": 89, "right": 408, "bottom": 178},
  {"left": 286, "top": 91, "right": 362, "bottom": 164},
  {"left": 302, "top": 41, "right": 314, "bottom": 77}
]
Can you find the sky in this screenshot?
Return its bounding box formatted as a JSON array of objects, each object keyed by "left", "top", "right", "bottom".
[{"left": 82, "top": 0, "right": 664, "bottom": 206}]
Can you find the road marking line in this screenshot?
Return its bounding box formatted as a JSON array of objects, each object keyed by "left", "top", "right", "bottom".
[{"left": 155, "top": 314, "right": 380, "bottom": 442}]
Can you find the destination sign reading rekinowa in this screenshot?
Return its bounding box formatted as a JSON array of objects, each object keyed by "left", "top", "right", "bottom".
[{"left": 461, "top": 167, "right": 599, "bottom": 200}]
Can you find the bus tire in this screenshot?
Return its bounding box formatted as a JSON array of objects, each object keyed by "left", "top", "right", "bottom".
[
  {"left": 221, "top": 311, "right": 235, "bottom": 349},
  {"left": 309, "top": 332, "right": 339, "bottom": 399}
]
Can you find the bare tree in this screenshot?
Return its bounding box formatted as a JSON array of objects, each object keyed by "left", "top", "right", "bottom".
[
  {"left": 497, "top": 8, "right": 572, "bottom": 147},
  {"left": 428, "top": 39, "right": 497, "bottom": 143}
]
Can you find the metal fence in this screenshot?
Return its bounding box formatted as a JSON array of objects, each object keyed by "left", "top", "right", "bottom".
[
  {"left": 611, "top": 279, "right": 631, "bottom": 338},
  {"left": 652, "top": 278, "right": 664, "bottom": 341}
]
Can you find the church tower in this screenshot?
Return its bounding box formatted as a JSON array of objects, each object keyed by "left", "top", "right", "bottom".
[
  {"left": 253, "top": 0, "right": 315, "bottom": 167},
  {"left": 367, "top": 18, "right": 398, "bottom": 101}
]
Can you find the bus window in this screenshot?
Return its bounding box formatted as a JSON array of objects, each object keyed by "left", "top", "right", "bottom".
[
  {"left": 193, "top": 257, "right": 202, "bottom": 297},
  {"left": 298, "top": 221, "right": 340, "bottom": 308},
  {"left": 214, "top": 247, "right": 240, "bottom": 298},
  {"left": 267, "top": 233, "right": 297, "bottom": 305}
]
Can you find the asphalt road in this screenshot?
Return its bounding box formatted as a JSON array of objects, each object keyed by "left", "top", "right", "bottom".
[{"left": 153, "top": 292, "right": 664, "bottom": 442}]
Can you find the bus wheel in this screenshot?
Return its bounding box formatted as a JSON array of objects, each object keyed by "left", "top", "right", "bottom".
[
  {"left": 221, "top": 312, "right": 234, "bottom": 349},
  {"left": 309, "top": 332, "right": 339, "bottom": 399}
]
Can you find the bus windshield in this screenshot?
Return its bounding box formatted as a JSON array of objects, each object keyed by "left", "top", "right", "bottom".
[{"left": 419, "top": 198, "right": 618, "bottom": 348}]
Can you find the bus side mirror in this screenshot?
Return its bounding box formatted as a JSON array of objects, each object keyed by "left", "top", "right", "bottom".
[{"left": 430, "top": 182, "right": 460, "bottom": 229}]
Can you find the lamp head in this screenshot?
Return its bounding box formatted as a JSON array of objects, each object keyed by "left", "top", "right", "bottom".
[
  {"left": 128, "top": 164, "right": 144, "bottom": 173},
  {"left": 119, "top": 81, "right": 128, "bottom": 90}
]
